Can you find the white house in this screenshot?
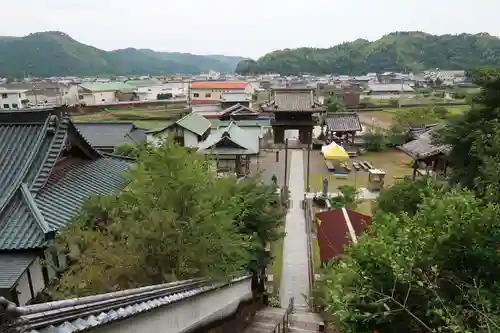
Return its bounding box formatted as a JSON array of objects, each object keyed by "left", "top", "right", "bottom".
[
  {"left": 78, "top": 82, "right": 136, "bottom": 105},
  {"left": 147, "top": 112, "right": 211, "bottom": 148},
  {"left": 0, "top": 89, "right": 28, "bottom": 109},
  {"left": 190, "top": 81, "right": 253, "bottom": 102}
]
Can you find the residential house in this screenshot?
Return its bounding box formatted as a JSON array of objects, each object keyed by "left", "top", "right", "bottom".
[
  {"left": 315, "top": 208, "right": 372, "bottom": 265},
  {"left": 78, "top": 82, "right": 136, "bottom": 105},
  {"left": 367, "top": 83, "right": 414, "bottom": 96},
  {"left": 147, "top": 112, "right": 211, "bottom": 148},
  {"left": 0, "top": 108, "right": 131, "bottom": 305},
  {"left": 74, "top": 122, "right": 147, "bottom": 153},
  {"left": 197, "top": 122, "right": 259, "bottom": 176},
  {"left": 190, "top": 82, "right": 253, "bottom": 102},
  {"left": 211, "top": 119, "right": 270, "bottom": 140},
  {"left": 220, "top": 91, "right": 251, "bottom": 108},
  {"left": 0, "top": 89, "right": 28, "bottom": 109},
  {"left": 0, "top": 82, "right": 80, "bottom": 106},
  {"left": 218, "top": 104, "right": 260, "bottom": 121}
]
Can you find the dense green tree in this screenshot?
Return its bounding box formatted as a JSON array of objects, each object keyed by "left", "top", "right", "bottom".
[
  {"left": 113, "top": 142, "right": 145, "bottom": 158},
  {"left": 325, "top": 97, "right": 347, "bottom": 114},
  {"left": 51, "top": 139, "right": 284, "bottom": 298},
  {"left": 438, "top": 68, "right": 500, "bottom": 195},
  {"left": 316, "top": 185, "right": 500, "bottom": 333},
  {"left": 236, "top": 32, "right": 500, "bottom": 75},
  {"left": 0, "top": 31, "right": 246, "bottom": 77}
]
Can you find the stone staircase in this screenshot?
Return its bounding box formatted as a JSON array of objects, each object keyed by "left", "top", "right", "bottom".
[{"left": 244, "top": 308, "right": 323, "bottom": 333}]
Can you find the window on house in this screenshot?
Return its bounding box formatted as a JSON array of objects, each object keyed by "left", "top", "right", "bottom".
[
  {"left": 1, "top": 94, "right": 7, "bottom": 99},
  {"left": 12, "top": 104, "right": 18, "bottom": 109},
  {"left": 18, "top": 93, "right": 21, "bottom": 97},
  {"left": 3, "top": 104, "right": 9, "bottom": 109},
  {"left": 193, "top": 93, "right": 199, "bottom": 97},
  {"left": 205, "top": 93, "right": 211, "bottom": 98},
  {"left": 78, "top": 95, "right": 83, "bottom": 100}
]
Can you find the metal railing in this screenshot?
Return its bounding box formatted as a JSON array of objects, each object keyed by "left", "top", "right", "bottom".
[
  {"left": 271, "top": 297, "right": 294, "bottom": 333},
  {"left": 303, "top": 198, "right": 315, "bottom": 308}
]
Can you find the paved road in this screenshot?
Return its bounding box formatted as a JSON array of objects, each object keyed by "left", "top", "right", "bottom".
[{"left": 279, "top": 150, "right": 310, "bottom": 310}]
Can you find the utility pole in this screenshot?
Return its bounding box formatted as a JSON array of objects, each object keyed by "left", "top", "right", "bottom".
[{"left": 283, "top": 138, "right": 289, "bottom": 189}]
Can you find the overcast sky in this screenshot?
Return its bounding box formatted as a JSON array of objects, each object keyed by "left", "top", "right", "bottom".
[{"left": 2, "top": 0, "right": 499, "bottom": 59}]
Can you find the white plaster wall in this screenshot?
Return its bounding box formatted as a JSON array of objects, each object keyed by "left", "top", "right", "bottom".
[
  {"left": 58, "top": 253, "right": 67, "bottom": 269},
  {"left": 90, "top": 278, "right": 253, "bottom": 333},
  {"left": 93, "top": 91, "right": 118, "bottom": 104},
  {"left": 184, "top": 131, "right": 199, "bottom": 148},
  {"left": 16, "top": 271, "right": 31, "bottom": 305},
  {"left": 29, "top": 257, "right": 45, "bottom": 297},
  {"left": 44, "top": 249, "right": 57, "bottom": 280}
]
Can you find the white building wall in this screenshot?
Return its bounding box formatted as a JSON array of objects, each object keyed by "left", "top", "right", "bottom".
[
  {"left": 183, "top": 131, "right": 199, "bottom": 148},
  {"left": 90, "top": 278, "right": 253, "bottom": 333},
  {"left": 44, "top": 249, "right": 57, "bottom": 280},
  {"left": 29, "top": 258, "right": 45, "bottom": 298},
  {"left": 0, "top": 92, "right": 26, "bottom": 109},
  {"left": 16, "top": 271, "right": 31, "bottom": 305},
  {"left": 92, "top": 91, "right": 118, "bottom": 104}
]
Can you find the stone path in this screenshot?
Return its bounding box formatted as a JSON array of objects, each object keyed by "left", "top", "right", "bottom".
[{"left": 279, "top": 150, "right": 310, "bottom": 311}]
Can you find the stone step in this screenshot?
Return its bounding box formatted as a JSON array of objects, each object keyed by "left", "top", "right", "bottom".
[
  {"left": 289, "top": 327, "right": 321, "bottom": 333},
  {"left": 290, "top": 312, "right": 324, "bottom": 331}
]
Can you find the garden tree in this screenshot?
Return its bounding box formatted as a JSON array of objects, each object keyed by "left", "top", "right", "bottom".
[
  {"left": 374, "top": 178, "right": 443, "bottom": 216},
  {"left": 51, "top": 139, "right": 283, "bottom": 298},
  {"left": 113, "top": 142, "right": 146, "bottom": 158},
  {"left": 362, "top": 126, "right": 387, "bottom": 152},
  {"left": 316, "top": 187, "right": 500, "bottom": 333},
  {"left": 329, "top": 185, "right": 360, "bottom": 210},
  {"left": 325, "top": 97, "right": 346, "bottom": 114},
  {"left": 438, "top": 68, "right": 500, "bottom": 193}
]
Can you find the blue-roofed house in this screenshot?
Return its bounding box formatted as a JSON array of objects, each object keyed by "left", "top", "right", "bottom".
[{"left": 0, "top": 108, "right": 132, "bottom": 306}]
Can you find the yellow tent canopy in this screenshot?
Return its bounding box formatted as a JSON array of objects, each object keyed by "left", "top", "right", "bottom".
[{"left": 322, "top": 142, "right": 349, "bottom": 161}]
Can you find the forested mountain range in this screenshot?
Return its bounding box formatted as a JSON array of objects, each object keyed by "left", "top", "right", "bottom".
[
  {"left": 235, "top": 31, "right": 500, "bottom": 75},
  {"left": 0, "top": 31, "right": 246, "bottom": 77}
]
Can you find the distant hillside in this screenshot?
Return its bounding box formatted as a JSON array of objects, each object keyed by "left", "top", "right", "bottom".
[
  {"left": 0, "top": 31, "right": 247, "bottom": 77},
  {"left": 235, "top": 31, "right": 500, "bottom": 75}
]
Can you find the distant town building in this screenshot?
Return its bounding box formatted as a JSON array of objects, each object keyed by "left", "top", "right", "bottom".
[{"left": 0, "top": 89, "right": 28, "bottom": 109}]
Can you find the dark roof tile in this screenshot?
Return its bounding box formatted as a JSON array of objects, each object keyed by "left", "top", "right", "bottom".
[
  {"left": 74, "top": 123, "right": 147, "bottom": 149},
  {"left": 324, "top": 113, "right": 362, "bottom": 132}
]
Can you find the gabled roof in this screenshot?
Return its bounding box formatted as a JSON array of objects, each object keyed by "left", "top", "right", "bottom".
[
  {"left": 0, "top": 253, "right": 37, "bottom": 289},
  {"left": 219, "top": 104, "right": 259, "bottom": 118},
  {"left": 315, "top": 208, "right": 372, "bottom": 261},
  {"left": 399, "top": 124, "right": 450, "bottom": 159},
  {"left": 80, "top": 82, "right": 136, "bottom": 93},
  {"left": 262, "top": 89, "right": 326, "bottom": 112},
  {"left": 148, "top": 112, "right": 211, "bottom": 137},
  {"left": 0, "top": 109, "right": 131, "bottom": 252},
  {"left": 74, "top": 122, "right": 147, "bottom": 149},
  {"left": 197, "top": 122, "right": 259, "bottom": 155},
  {"left": 324, "top": 112, "right": 362, "bottom": 132}
]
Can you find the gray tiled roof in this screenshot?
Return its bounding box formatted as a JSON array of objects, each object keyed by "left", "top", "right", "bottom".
[
  {"left": 198, "top": 122, "right": 259, "bottom": 155},
  {"left": 262, "top": 89, "right": 326, "bottom": 112},
  {"left": 0, "top": 110, "right": 131, "bottom": 253},
  {"left": 0, "top": 253, "right": 36, "bottom": 288},
  {"left": 324, "top": 113, "right": 362, "bottom": 132},
  {"left": 1, "top": 276, "right": 250, "bottom": 333},
  {"left": 74, "top": 122, "right": 147, "bottom": 150},
  {"left": 175, "top": 112, "right": 211, "bottom": 136},
  {"left": 399, "top": 125, "right": 450, "bottom": 159}
]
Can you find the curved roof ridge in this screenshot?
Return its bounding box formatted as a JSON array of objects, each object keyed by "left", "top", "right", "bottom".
[{"left": 0, "top": 118, "right": 50, "bottom": 215}]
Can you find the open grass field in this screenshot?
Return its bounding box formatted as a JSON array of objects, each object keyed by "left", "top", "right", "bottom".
[
  {"left": 357, "top": 104, "right": 469, "bottom": 128},
  {"left": 304, "top": 149, "right": 413, "bottom": 193}
]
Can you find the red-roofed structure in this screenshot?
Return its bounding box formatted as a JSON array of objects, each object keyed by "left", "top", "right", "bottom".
[
  {"left": 191, "top": 81, "right": 249, "bottom": 90},
  {"left": 315, "top": 208, "right": 372, "bottom": 262}
]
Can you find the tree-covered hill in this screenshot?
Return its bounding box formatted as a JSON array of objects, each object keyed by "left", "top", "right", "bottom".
[
  {"left": 235, "top": 31, "right": 500, "bottom": 75},
  {"left": 0, "top": 31, "right": 247, "bottom": 77}
]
